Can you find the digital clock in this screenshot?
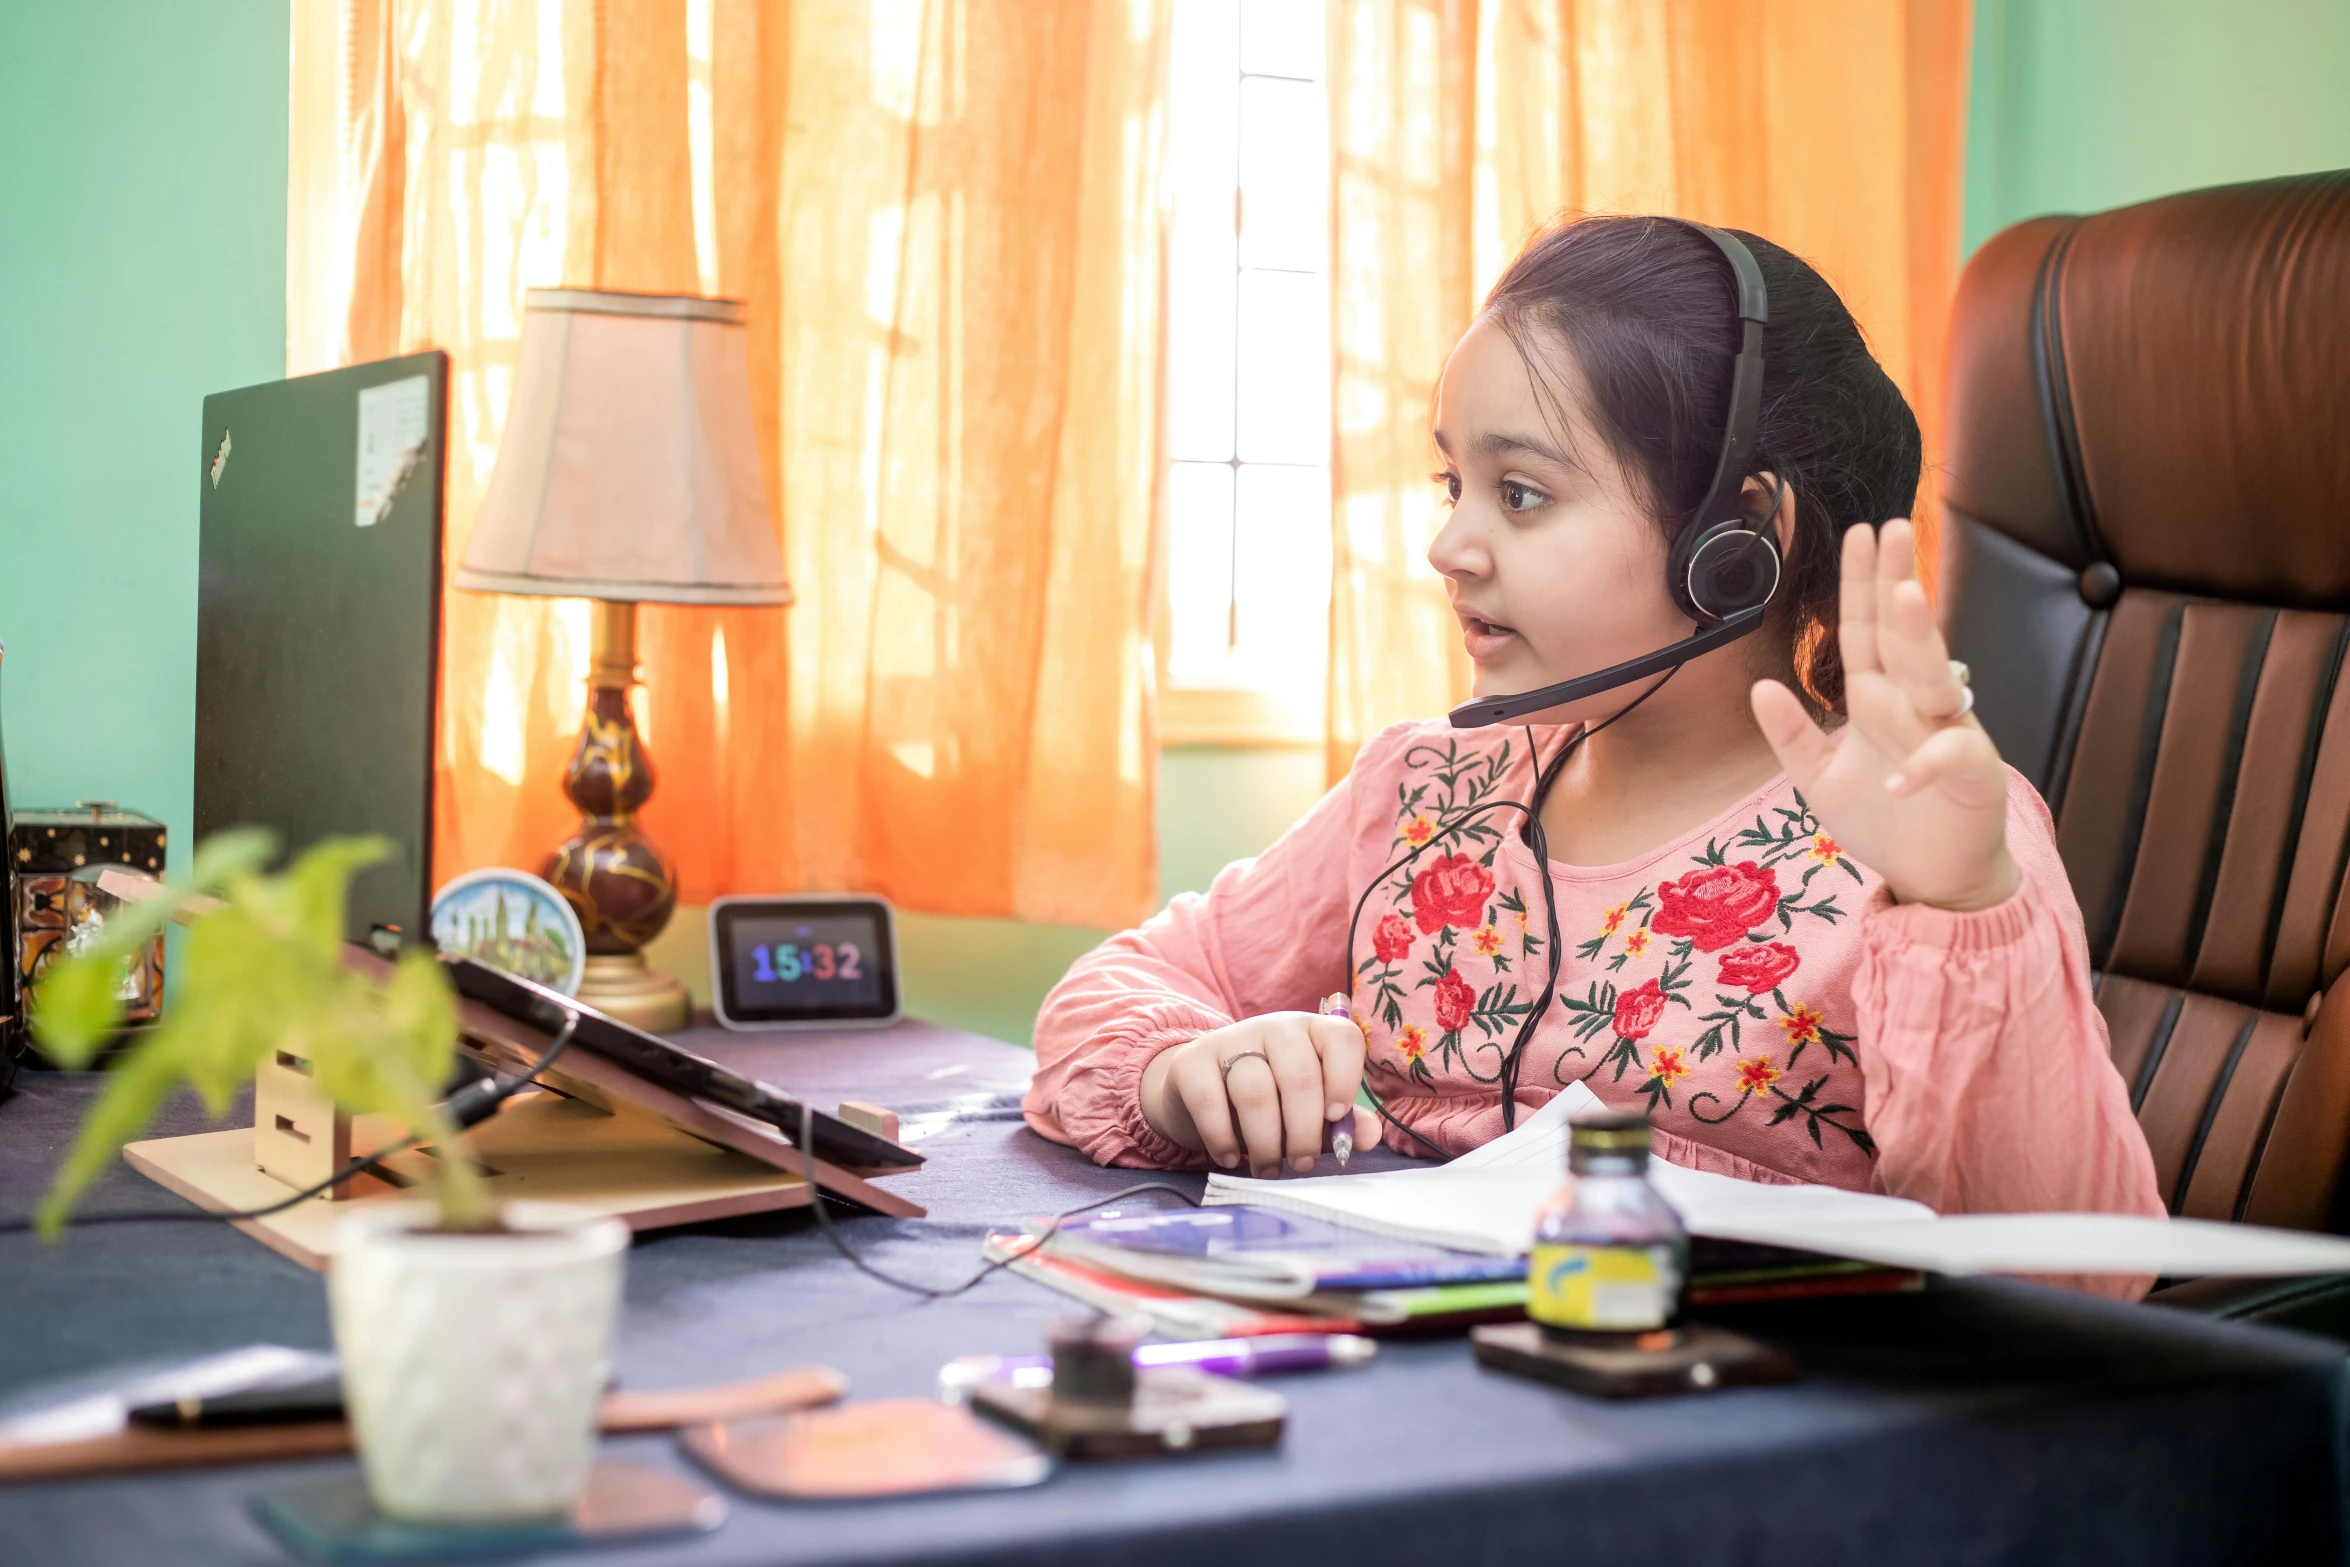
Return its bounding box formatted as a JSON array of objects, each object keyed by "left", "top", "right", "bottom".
[{"left": 709, "top": 895, "right": 901, "bottom": 1030}]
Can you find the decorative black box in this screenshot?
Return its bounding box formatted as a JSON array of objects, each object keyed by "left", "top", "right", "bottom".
[{"left": 12, "top": 803, "right": 167, "bottom": 1027}]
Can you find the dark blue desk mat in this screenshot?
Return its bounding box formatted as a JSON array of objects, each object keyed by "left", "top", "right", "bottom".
[{"left": 2, "top": 1017, "right": 2345, "bottom": 1566}]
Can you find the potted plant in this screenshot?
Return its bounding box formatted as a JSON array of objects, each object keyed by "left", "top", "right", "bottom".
[{"left": 34, "top": 831, "right": 629, "bottom": 1524}]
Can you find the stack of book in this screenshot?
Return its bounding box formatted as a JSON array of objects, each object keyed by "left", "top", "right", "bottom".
[{"left": 983, "top": 1205, "right": 1915, "bottom": 1340}]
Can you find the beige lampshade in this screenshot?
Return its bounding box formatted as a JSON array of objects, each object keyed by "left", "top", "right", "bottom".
[{"left": 455, "top": 288, "right": 792, "bottom": 605}]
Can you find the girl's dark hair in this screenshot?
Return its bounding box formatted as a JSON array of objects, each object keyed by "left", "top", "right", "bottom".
[{"left": 1479, "top": 214, "right": 1920, "bottom": 713}]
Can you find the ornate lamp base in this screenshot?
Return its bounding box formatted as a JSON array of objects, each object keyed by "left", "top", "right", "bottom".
[
  {"left": 544, "top": 600, "right": 692, "bottom": 1035},
  {"left": 576, "top": 952, "right": 691, "bottom": 1033}
]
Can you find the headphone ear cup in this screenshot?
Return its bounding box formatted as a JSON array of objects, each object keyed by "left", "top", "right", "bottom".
[{"left": 1676, "top": 521, "right": 1783, "bottom": 621}]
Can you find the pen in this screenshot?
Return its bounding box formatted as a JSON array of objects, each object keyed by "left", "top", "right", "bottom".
[
  {"left": 938, "top": 1333, "right": 1377, "bottom": 1400},
  {"left": 1319, "top": 992, "right": 1358, "bottom": 1166}
]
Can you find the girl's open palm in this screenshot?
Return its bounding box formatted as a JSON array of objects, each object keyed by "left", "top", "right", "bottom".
[{"left": 1749, "top": 519, "right": 2019, "bottom": 912}]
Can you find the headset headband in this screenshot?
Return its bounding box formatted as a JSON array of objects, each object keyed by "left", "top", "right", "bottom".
[{"left": 1686, "top": 223, "right": 1769, "bottom": 536}]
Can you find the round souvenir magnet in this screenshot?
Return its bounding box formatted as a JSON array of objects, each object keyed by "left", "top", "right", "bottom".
[{"left": 430, "top": 868, "right": 587, "bottom": 996}]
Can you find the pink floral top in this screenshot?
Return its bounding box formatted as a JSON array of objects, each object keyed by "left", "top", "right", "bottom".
[{"left": 1026, "top": 721, "right": 2164, "bottom": 1287}]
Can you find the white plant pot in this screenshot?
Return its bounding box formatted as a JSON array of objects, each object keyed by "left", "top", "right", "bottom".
[{"left": 328, "top": 1200, "right": 629, "bottom": 1523}]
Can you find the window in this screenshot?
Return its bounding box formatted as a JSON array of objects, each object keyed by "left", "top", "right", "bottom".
[{"left": 1160, "top": 0, "right": 1332, "bottom": 746}]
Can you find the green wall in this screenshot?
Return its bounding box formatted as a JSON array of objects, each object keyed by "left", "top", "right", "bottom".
[
  {"left": 0, "top": 2, "right": 290, "bottom": 868},
  {"left": 1964, "top": 0, "right": 2350, "bottom": 256}
]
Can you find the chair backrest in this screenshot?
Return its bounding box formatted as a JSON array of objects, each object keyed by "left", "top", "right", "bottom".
[{"left": 1940, "top": 170, "right": 2350, "bottom": 1231}]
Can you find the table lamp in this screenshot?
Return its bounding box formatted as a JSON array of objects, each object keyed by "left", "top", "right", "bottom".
[{"left": 456, "top": 288, "right": 790, "bottom": 1031}]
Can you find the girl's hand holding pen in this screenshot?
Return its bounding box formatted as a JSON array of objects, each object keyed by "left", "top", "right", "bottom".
[{"left": 1138, "top": 1002, "right": 1382, "bottom": 1177}]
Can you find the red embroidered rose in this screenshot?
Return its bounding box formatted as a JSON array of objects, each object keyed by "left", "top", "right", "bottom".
[
  {"left": 1716, "top": 941, "right": 1801, "bottom": 994},
  {"left": 1410, "top": 853, "right": 1495, "bottom": 934},
  {"left": 1432, "top": 968, "right": 1476, "bottom": 1032},
  {"left": 1371, "top": 913, "right": 1416, "bottom": 965},
  {"left": 1611, "top": 978, "right": 1667, "bottom": 1041},
  {"left": 1652, "top": 861, "right": 1780, "bottom": 952}
]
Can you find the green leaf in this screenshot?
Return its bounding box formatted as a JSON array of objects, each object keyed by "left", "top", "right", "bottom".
[
  {"left": 186, "top": 825, "right": 280, "bottom": 884},
  {"left": 35, "top": 831, "right": 470, "bottom": 1237},
  {"left": 279, "top": 836, "right": 392, "bottom": 961}
]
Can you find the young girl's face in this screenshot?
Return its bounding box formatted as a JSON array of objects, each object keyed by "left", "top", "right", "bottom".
[{"left": 1427, "top": 317, "right": 1698, "bottom": 723}]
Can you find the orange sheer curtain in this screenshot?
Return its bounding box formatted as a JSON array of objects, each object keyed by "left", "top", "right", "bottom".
[
  {"left": 1326, "top": 0, "right": 1972, "bottom": 780},
  {"left": 290, "top": 0, "right": 1169, "bottom": 929}
]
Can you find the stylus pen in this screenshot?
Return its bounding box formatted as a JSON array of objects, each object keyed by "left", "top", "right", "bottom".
[
  {"left": 1319, "top": 993, "right": 1357, "bottom": 1166},
  {"left": 938, "top": 1334, "right": 1377, "bottom": 1400}
]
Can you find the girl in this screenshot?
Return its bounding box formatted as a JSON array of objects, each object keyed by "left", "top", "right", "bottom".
[{"left": 1025, "top": 216, "right": 2162, "bottom": 1275}]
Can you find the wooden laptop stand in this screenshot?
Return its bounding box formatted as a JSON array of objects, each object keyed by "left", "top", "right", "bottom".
[{"left": 120, "top": 938, "right": 926, "bottom": 1271}]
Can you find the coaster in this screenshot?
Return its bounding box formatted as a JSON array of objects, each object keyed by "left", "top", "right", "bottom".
[
  {"left": 1471, "top": 1320, "right": 1797, "bottom": 1399},
  {"left": 969, "top": 1366, "right": 1287, "bottom": 1460},
  {"left": 252, "top": 1460, "right": 725, "bottom": 1563},
  {"left": 682, "top": 1400, "right": 1052, "bottom": 1499}
]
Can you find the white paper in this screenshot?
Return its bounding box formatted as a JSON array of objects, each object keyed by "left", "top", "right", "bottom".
[
  {"left": 1205, "top": 1084, "right": 2350, "bottom": 1278},
  {"left": 355, "top": 375, "right": 430, "bottom": 527}
]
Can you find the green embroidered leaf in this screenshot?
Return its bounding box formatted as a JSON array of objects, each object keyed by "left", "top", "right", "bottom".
[
  {"left": 1596, "top": 1036, "right": 1645, "bottom": 1081},
  {"left": 1558, "top": 980, "right": 1620, "bottom": 1043},
  {"left": 1657, "top": 957, "right": 1692, "bottom": 998}
]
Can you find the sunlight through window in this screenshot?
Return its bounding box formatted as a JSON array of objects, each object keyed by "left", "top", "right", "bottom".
[{"left": 1162, "top": 0, "right": 1332, "bottom": 745}]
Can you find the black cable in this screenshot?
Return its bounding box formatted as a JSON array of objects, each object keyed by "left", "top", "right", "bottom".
[
  {"left": 794, "top": 1098, "right": 1197, "bottom": 1299},
  {"left": 1339, "top": 792, "right": 1549, "bottom": 1156},
  {"left": 1342, "top": 662, "right": 1683, "bottom": 1152},
  {"left": 1494, "top": 661, "right": 1680, "bottom": 1128},
  {"left": 0, "top": 1012, "right": 582, "bottom": 1236}
]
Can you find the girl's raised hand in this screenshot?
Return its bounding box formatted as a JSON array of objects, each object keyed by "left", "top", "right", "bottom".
[{"left": 1748, "top": 518, "right": 2019, "bottom": 912}]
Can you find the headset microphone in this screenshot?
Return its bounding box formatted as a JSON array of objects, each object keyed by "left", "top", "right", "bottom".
[
  {"left": 1449, "top": 223, "right": 1778, "bottom": 732},
  {"left": 1447, "top": 605, "right": 1766, "bottom": 727}
]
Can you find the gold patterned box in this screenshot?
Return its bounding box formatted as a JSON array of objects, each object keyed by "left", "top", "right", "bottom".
[{"left": 12, "top": 803, "right": 167, "bottom": 1028}]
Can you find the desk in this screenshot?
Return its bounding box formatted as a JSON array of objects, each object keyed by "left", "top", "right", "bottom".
[{"left": 2, "top": 1017, "right": 2345, "bottom": 1566}]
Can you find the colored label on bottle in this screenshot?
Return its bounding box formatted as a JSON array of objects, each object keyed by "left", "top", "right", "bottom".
[{"left": 1527, "top": 1241, "right": 1678, "bottom": 1331}]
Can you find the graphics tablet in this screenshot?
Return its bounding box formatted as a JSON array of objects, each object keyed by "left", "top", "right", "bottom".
[{"left": 443, "top": 957, "right": 920, "bottom": 1171}]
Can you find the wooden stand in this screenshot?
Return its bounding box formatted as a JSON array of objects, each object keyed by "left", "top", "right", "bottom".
[{"left": 123, "top": 966, "right": 925, "bottom": 1271}]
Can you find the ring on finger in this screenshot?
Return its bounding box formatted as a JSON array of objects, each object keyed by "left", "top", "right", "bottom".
[
  {"left": 1218, "top": 1047, "right": 1272, "bottom": 1084},
  {"left": 1935, "top": 659, "right": 1975, "bottom": 723}
]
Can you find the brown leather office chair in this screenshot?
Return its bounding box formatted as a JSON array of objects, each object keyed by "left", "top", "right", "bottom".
[{"left": 1939, "top": 173, "right": 2350, "bottom": 1308}]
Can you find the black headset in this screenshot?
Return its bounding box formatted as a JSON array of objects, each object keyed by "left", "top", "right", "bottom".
[{"left": 1448, "top": 222, "right": 1780, "bottom": 729}]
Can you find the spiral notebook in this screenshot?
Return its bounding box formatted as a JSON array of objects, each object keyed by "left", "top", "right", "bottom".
[{"left": 1204, "top": 1083, "right": 2350, "bottom": 1279}]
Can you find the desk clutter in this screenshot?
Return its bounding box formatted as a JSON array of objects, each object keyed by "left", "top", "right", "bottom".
[
  {"left": 12, "top": 1040, "right": 2350, "bottom": 1564},
  {"left": 20, "top": 832, "right": 2350, "bottom": 1563}
]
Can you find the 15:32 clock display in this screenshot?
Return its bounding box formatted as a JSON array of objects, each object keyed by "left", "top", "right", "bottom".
[{"left": 709, "top": 895, "right": 901, "bottom": 1030}]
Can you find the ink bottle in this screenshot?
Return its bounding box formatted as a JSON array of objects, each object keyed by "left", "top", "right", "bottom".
[{"left": 1527, "top": 1111, "right": 1687, "bottom": 1337}]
